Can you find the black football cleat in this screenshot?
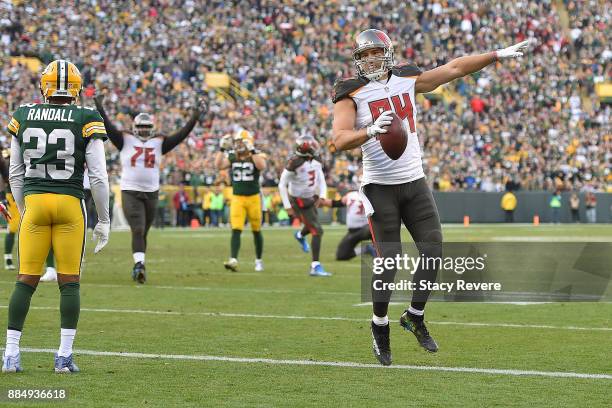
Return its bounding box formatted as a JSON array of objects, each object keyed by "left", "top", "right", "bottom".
[
  {"left": 371, "top": 321, "right": 392, "bottom": 366},
  {"left": 132, "top": 262, "right": 146, "bottom": 284},
  {"left": 400, "top": 310, "right": 438, "bottom": 353}
]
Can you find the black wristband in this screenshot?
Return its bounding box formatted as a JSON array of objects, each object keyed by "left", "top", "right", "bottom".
[{"left": 331, "top": 199, "right": 344, "bottom": 208}]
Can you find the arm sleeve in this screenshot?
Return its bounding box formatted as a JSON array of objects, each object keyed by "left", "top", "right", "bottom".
[
  {"left": 8, "top": 136, "right": 25, "bottom": 213},
  {"left": 278, "top": 169, "right": 292, "bottom": 209},
  {"left": 85, "top": 138, "right": 110, "bottom": 224},
  {"left": 161, "top": 110, "right": 199, "bottom": 154},
  {"left": 317, "top": 166, "right": 327, "bottom": 198},
  {"left": 94, "top": 100, "right": 124, "bottom": 150}
]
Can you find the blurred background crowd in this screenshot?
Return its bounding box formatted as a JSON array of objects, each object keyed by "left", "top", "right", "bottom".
[{"left": 0, "top": 0, "right": 609, "bottom": 202}]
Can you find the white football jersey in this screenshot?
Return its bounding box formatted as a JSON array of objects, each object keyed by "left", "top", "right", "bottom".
[
  {"left": 120, "top": 134, "right": 163, "bottom": 192},
  {"left": 345, "top": 191, "right": 368, "bottom": 229},
  {"left": 279, "top": 157, "right": 327, "bottom": 209},
  {"left": 335, "top": 65, "right": 425, "bottom": 186},
  {"left": 287, "top": 158, "right": 326, "bottom": 199}
]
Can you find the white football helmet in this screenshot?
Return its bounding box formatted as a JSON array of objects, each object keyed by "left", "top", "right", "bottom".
[{"left": 133, "top": 113, "right": 155, "bottom": 140}]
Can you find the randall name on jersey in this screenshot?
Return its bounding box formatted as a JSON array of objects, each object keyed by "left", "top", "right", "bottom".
[{"left": 25, "top": 106, "right": 77, "bottom": 122}]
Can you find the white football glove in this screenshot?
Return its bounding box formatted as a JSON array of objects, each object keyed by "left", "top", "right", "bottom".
[
  {"left": 366, "top": 110, "right": 393, "bottom": 138},
  {"left": 93, "top": 222, "right": 110, "bottom": 254},
  {"left": 220, "top": 135, "right": 233, "bottom": 151},
  {"left": 495, "top": 40, "right": 533, "bottom": 59}
]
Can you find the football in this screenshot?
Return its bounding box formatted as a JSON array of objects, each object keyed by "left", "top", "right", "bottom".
[{"left": 378, "top": 112, "right": 407, "bottom": 160}]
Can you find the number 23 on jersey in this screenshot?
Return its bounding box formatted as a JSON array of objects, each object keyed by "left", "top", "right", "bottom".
[{"left": 22, "top": 128, "right": 76, "bottom": 180}]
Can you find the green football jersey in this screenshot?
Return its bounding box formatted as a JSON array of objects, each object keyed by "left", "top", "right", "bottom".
[
  {"left": 228, "top": 151, "right": 260, "bottom": 196},
  {"left": 7, "top": 103, "right": 107, "bottom": 199}
]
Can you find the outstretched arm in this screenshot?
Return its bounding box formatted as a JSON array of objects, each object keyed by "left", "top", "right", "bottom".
[
  {"left": 162, "top": 99, "right": 207, "bottom": 154},
  {"left": 94, "top": 95, "right": 124, "bottom": 150},
  {"left": 415, "top": 40, "right": 532, "bottom": 93}
]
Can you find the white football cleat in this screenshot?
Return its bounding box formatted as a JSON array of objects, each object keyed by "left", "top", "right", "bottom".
[
  {"left": 2, "top": 352, "right": 23, "bottom": 373},
  {"left": 40, "top": 267, "right": 58, "bottom": 282},
  {"left": 224, "top": 258, "right": 238, "bottom": 272},
  {"left": 4, "top": 255, "right": 15, "bottom": 270},
  {"left": 255, "top": 259, "right": 264, "bottom": 272}
]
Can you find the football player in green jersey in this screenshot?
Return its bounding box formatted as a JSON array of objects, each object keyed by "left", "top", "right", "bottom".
[
  {"left": 214, "top": 130, "right": 266, "bottom": 272},
  {"left": 2, "top": 60, "right": 110, "bottom": 374}
]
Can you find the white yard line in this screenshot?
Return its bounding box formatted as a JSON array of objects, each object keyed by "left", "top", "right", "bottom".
[
  {"left": 1, "top": 305, "right": 609, "bottom": 332},
  {"left": 7, "top": 347, "right": 611, "bottom": 380},
  {"left": 0, "top": 280, "right": 357, "bottom": 296}
]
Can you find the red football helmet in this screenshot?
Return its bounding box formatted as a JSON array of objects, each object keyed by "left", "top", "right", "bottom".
[{"left": 295, "top": 137, "right": 320, "bottom": 158}]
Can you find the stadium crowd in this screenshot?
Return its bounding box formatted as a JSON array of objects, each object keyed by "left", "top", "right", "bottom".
[{"left": 0, "top": 0, "right": 609, "bottom": 198}]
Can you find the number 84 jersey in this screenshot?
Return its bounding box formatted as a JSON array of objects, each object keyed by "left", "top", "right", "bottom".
[
  {"left": 332, "top": 64, "right": 425, "bottom": 186},
  {"left": 7, "top": 103, "right": 107, "bottom": 199},
  {"left": 120, "top": 135, "right": 163, "bottom": 192}
]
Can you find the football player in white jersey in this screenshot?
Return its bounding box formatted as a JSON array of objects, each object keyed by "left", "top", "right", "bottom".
[
  {"left": 326, "top": 191, "right": 376, "bottom": 261},
  {"left": 332, "top": 29, "right": 532, "bottom": 365},
  {"left": 94, "top": 95, "right": 206, "bottom": 283},
  {"left": 278, "top": 137, "right": 331, "bottom": 277}
]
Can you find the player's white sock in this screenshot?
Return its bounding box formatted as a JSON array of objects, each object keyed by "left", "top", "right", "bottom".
[
  {"left": 5, "top": 329, "right": 21, "bottom": 357},
  {"left": 372, "top": 314, "right": 389, "bottom": 326},
  {"left": 58, "top": 328, "right": 77, "bottom": 357},
  {"left": 296, "top": 231, "right": 303, "bottom": 239},
  {"left": 408, "top": 306, "right": 424, "bottom": 316},
  {"left": 354, "top": 247, "right": 361, "bottom": 256},
  {"left": 4, "top": 254, "right": 13, "bottom": 261},
  {"left": 133, "top": 252, "right": 145, "bottom": 264},
  {"left": 311, "top": 261, "right": 320, "bottom": 268}
]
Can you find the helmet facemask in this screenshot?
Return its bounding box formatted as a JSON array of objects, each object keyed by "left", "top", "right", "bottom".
[
  {"left": 353, "top": 46, "right": 394, "bottom": 81},
  {"left": 133, "top": 113, "right": 155, "bottom": 140},
  {"left": 352, "top": 29, "right": 395, "bottom": 81},
  {"left": 233, "top": 138, "right": 248, "bottom": 154}
]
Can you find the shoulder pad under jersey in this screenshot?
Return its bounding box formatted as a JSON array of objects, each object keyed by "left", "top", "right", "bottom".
[
  {"left": 391, "top": 64, "right": 423, "bottom": 77},
  {"left": 332, "top": 76, "right": 369, "bottom": 104}
]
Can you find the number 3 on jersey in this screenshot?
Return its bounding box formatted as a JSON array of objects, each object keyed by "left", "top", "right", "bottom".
[
  {"left": 131, "top": 147, "right": 156, "bottom": 168},
  {"left": 23, "top": 128, "right": 75, "bottom": 180}
]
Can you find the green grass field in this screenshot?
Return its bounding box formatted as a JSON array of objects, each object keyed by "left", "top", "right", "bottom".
[{"left": 1, "top": 224, "right": 611, "bottom": 407}]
